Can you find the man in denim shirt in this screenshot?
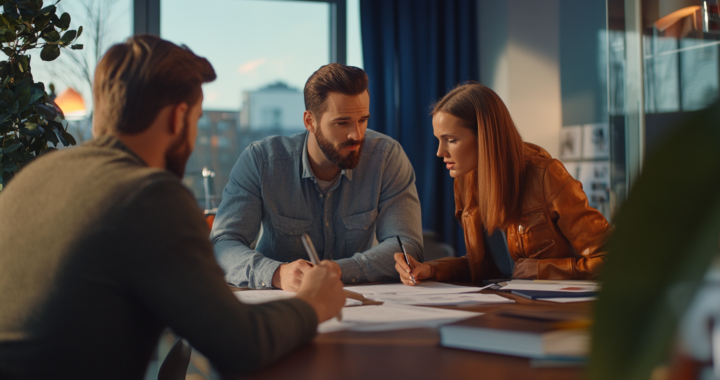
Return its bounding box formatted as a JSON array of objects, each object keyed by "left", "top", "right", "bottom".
[{"left": 211, "top": 63, "right": 423, "bottom": 290}]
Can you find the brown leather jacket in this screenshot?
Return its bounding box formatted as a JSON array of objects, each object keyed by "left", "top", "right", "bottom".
[{"left": 428, "top": 143, "right": 611, "bottom": 281}]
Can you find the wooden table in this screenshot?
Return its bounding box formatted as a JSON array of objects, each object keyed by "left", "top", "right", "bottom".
[{"left": 224, "top": 288, "right": 592, "bottom": 380}]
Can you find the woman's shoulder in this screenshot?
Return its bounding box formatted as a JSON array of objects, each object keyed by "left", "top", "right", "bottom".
[{"left": 522, "top": 143, "right": 575, "bottom": 203}]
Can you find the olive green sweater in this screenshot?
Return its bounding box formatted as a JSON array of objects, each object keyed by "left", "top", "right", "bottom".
[{"left": 0, "top": 136, "right": 317, "bottom": 380}]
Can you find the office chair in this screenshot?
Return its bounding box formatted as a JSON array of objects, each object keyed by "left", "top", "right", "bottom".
[{"left": 157, "top": 337, "right": 192, "bottom": 380}]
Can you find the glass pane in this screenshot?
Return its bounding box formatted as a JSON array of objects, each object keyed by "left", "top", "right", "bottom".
[
  {"left": 29, "top": 0, "right": 133, "bottom": 143},
  {"left": 558, "top": 0, "right": 614, "bottom": 220},
  {"left": 642, "top": 0, "right": 720, "bottom": 154},
  {"left": 347, "top": 0, "right": 364, "bottom": 68},
  {"left": 161, "top": 0, "right": 330, "bottom": 208}
]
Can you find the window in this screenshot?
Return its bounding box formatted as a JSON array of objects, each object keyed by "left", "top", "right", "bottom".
[
  {"left": 161, "top": 0, "right": 362, "bottom": 208},
  {"left": 30, "top": 0, "right": 133, "bottom": 143}
]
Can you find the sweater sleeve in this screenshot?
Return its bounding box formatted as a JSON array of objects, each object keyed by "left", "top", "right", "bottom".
[{"left": 116, "top": 175, "right": 318, "bottom": 373}]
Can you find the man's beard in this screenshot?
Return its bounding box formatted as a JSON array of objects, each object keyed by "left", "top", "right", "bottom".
[
  {"left": 165, "top": 115, "right": 192, "bottom": 178},
  {"left": 315, "top": 126, "right": 364, "bottom": 170}
]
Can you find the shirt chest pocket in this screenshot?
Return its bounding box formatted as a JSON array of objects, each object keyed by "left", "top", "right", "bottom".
[
  {"left": 342, "top": 209, "right": 378, "bottom": 254},
  {"left": 269, "top": 212, "right": 312, "bottom": 260},
  {"left": 517, "top": 211, "right": 555, "bottom": 257}
]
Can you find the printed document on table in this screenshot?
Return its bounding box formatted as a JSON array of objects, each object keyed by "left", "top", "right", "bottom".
[
  {"left": 234, "top": 290, "right": 362, "bottom": 307},
  {"left": 344, "top": 281, "right": 483, "bottom": 297},
  {"left": 370, "top": 293, "right": 514, "bottom": 306},
  {"left": 317, "top": 304, "right": 481, "bottom": 333},
  {"left": 500, "top": 280, "right": 600, "bottom": 293}
]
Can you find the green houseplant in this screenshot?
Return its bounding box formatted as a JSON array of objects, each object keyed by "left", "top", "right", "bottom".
[
  {"left": 589, "top": 102, "right": 720, "bottom": 379},
  {"left": 0, "top": 0, "right": 82, "bottom": 191}
]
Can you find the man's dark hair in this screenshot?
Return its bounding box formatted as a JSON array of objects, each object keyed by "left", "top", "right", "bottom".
[
  {"left": 303, "top": 63, "right": 368, "bottom": 119},
  {"left": 92, "top": 34, "right": 216, "bottom": 136}
]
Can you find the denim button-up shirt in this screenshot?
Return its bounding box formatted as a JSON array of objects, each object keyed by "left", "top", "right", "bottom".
[{"left": 211, "top": 130, "right": 424, "bottom": 289}]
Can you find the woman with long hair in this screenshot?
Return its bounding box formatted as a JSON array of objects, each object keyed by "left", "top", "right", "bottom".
[{"left": 395, "top": 82, "right": 611, "bottom": 283}]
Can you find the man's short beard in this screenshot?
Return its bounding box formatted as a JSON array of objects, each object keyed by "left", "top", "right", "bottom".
[
  {"left": 165, "top": 114, "right": 192, "bottom": 178},
  {"left": 315, "top": 125, "right": 364, "bottom": 170}
]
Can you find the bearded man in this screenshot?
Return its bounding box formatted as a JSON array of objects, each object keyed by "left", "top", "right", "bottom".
[{"left": 212, "top": 63, "right": 423, "bottom": 290}]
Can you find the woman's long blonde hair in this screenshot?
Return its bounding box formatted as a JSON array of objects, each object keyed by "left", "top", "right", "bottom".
[{"left": 432, "top": 82, "right": 525, "bottom": 233}]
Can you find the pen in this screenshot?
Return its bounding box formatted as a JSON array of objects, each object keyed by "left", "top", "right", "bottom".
[
  {"left": 396, "top": 236, "right": 416, "bottom": 284},
  {"left": 301, "top": 233, "right": 342, "bottom": 322}
]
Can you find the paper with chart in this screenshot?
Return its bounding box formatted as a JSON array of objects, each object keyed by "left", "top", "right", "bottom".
[
  {"left": 317, "top": 303, "right": 481, "bottom": 333},
  {"left": 234, "top": 290, "right": 362, "bottom": 307},
  {"left": 344, "top": 281, "right": 484, "bottom": 297},
  {"left": 370, "top": 293, "right": 513, "bottom": 306}
]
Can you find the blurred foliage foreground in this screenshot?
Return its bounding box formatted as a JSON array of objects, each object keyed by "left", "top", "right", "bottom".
[
  {"left": 589, "top": 102, "right": 720, "bottom": 380},
  {"left": 0, "top": 0, "right": 82, "bottom": 191}
]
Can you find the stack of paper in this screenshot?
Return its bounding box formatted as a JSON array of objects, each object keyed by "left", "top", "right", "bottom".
[
  {"left": 500, "top": 280, "right": 600, "bottom": 303},
  {"left": 344, "top": 282, "right": 513, "bottom": 306},
  {"left": 318, "top": 303, "right": 481, "bottom": 333}
]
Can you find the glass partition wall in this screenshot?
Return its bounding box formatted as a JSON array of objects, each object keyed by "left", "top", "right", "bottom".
[{"left": 606, "top": 0, "right": 720, "bottom": 218}]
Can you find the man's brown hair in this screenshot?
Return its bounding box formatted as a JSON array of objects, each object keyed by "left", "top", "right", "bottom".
[
  {"left": 432, "top": 82, "right": 526, "bottom": 233},
  {"left": 303, "top": 63, "right": 368, "bottom": 119},
  {"left": 92, "top": 34, "right": 216, "bottom": 136}
]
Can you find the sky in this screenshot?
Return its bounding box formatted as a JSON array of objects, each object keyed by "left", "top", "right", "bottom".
[{"left": 30, "top": 0, "right": 363, "bottom": 112}]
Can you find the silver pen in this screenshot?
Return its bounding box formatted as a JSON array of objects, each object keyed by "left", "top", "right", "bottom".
[
  {"left": 397, "top": 235, "right": 416, "bottom": 284},
  {"left": 301, "top": 233, "right": 343, "bottom": 322}
]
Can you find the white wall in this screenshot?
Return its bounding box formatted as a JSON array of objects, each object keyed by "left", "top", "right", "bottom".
[{"left": 478, "top": 0, "right": 562, "bottom": 158}]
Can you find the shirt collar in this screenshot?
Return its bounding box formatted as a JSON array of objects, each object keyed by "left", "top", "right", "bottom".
[{"left": 301, "top": 131, "right": 353, "bottom": 181}]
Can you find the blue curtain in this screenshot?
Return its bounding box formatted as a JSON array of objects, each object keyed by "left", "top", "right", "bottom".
[{"left": 360, "top": 0, "right": 478, "bottom": 255}]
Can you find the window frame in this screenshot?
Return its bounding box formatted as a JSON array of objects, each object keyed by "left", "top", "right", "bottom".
[{"left": 133, "top": 0, "right": 347, "bottom": 64}]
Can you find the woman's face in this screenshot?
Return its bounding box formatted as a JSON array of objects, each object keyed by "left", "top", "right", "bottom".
[{"left": 432, "top": 111, "right": 479, "bottom": 178}]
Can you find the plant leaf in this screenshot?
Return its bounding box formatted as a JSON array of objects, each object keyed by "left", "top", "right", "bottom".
[
  {"left": 42, "top": 29, "right": 59, "bottom": 42},
  {"left": 37, "top": 5, "right": 55, "bottom": 16},
  {"left": 76, "top": 25, "right": 82, "bottom": 39},
  {"left": 62, "top": 130, "right": 76, "bottom": 145},
  {"left": 39, "top": 43, "right": 59, "bottom": 61},
  {"left": 1, "top": 88, "right": 14, "bottom": 104},
  {"left": 9, "top": 100, "right": 18, "bottom": 113},
  {"left": 44, "top": 124, "right": 57, "bottom": 146},
  {"left": 3, "top": 142, "right": 20, "bottom": 153},
  {"left": 1, "top": 47, "right": 12, "bottom": 57},
  {"left": 59, "top": 29, "right": 74, "bottom": 45},
  {"left": 56, "top": 12, "right": 69, "bottom": 30}
]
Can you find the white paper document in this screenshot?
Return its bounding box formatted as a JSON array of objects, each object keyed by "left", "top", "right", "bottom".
[
  {"left": 234, "top": 290, "right": 361, "bottom": 307},
  {"left": 370, "top": 293, "right": 514, "bottom": 306},
  {"left": 344, "top": 281, "right": 484, "bottom": 297},
  {"left": 317, "top": 304, "right": 481, "bottom": 333},
  {"left": 500, "top": 280, "right": 600, "bottom": 293}
]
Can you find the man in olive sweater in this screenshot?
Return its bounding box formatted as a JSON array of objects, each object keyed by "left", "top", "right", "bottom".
[{"left": 0, "top": 35, "right": 345, "bottom": 380}]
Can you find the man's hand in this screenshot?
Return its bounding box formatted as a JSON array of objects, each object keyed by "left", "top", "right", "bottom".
[
  {"left": 394, "top": 252, "right": 433, "bottom": 286},
  {"left": 513, "top": 258, "right": 539, "bottom": 279},
  {"left": 271, "top": 259, "right": 314, "bottom": 291},
  {"left": 295, "top": 261, "right": 345, "bottom": 323}
]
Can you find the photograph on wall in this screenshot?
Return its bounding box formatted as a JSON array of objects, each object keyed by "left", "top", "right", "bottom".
[
  {"left": 578, "top": 161, "right": 611, "bottom": 218},
  {"left": 582, "top": 123, "right": 610, "bottom": 159},
  {"left": 559, "top": 125, "right": 583, "bottom": 160}
]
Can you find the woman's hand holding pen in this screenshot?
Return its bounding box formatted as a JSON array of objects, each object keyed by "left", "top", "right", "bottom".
[{"left": 393, "top": 253, "right": 434, "bottom": 286}]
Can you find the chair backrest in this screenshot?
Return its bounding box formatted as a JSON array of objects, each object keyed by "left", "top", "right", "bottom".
[{"left": 158, "top": 337, "right": 192, "bottom": 380}]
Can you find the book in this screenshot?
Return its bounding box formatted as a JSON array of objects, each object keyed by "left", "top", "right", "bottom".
[{"left": 439, "top": 310, "right": 590, "bottom": 360}]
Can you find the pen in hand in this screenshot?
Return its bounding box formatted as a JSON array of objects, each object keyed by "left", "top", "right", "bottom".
[
  {"left": 397, "top": 236, "right": 417, "bottom": 285},
  {"left": 301, "top": 233, "right": 343, "bottom": 322}
]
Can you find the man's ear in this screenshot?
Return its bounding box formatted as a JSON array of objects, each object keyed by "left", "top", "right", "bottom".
[
  {"left": 303, "top": 110, "right": 317, "bottom": 133},
  {"left": 170, "top": 103, "right": 189, "bottom": 136}
]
